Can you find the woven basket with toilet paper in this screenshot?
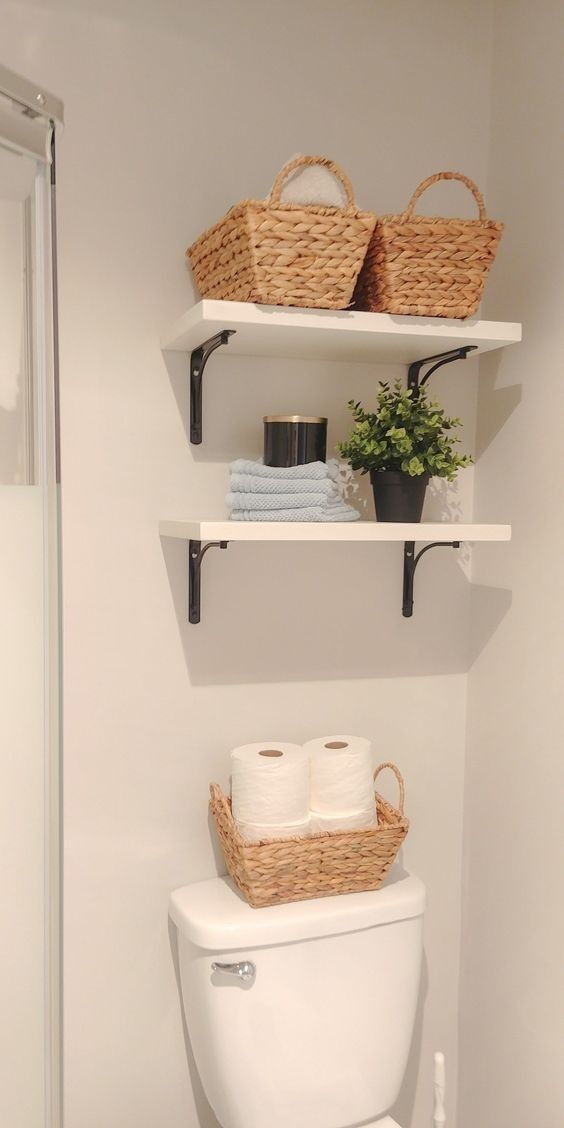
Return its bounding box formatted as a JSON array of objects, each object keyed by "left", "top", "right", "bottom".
[
  {"left": 210, "top": 741, "right": 408, "bottom": 908},
  {"left": 187, "top": 155, "right": 376, "bottom": 310}
]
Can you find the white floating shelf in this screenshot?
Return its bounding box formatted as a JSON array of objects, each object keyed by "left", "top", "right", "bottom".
[
  {"left": 162, "top": 299, "right": 521, "bottom": 364},
  {"left": 160, "top": 519, "right": 511, "bottom": 544},
  {"left": 161, "top": 519, "right": 511, "bottom": 623}
]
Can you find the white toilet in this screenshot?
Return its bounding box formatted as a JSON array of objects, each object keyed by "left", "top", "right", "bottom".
[{"left": 169, "top": 866, "right": 425, "bottom": 1128}]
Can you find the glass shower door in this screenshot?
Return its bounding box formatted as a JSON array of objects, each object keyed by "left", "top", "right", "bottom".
[{"left": 0, "top": 92, "right": 61, "bottom": 1128}]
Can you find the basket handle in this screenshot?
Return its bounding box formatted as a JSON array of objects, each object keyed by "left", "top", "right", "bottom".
[
  {"left": 403, "top": 171, "right": 487, "bottom": 222},
  {"left": 269, "top": 155, "right": 357, "bottom": 215},
  {"left": 373, "top": 762, "right": 405, "bottom": 814}
]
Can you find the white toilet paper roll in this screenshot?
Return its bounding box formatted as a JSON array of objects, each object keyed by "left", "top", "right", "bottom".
[
  {"left": 230, "top": 742, "right": 310, "bottom": 827},
  {"left": 236, "top": 818, "right": 311, "bottom": 844},
  {"left": 310, "top": 808, "right": 377, "bottom": 834},
  {"left": 305, "top": 735, "right": 376, "bottom": 819}
]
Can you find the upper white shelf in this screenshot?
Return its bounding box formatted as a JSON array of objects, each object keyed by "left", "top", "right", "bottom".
[
  {"left": 160, "top": 519, "right": 511, "bottom": 544},
  {"left": 161, "top": 300, "right": 522, "bottom": 365}
]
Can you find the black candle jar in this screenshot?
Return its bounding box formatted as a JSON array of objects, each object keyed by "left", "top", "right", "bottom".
[{"left": 263, "top": 415, "right": 328, "bottom": 467}]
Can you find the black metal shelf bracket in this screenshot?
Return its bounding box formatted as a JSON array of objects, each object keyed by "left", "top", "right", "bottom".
[
  {"left": 187, "top": 537, "right": 463, "bottom": 622},
  {"left": 403, "top": 540, "right": 461, "bottom": 618},
  {"left": 407, "top": 345, "right": 477, "bottom": 397},
  {"left": 188, "top": 539, "right": 229, "bottom": 624},
  {"left": 190, "top": 330, "right": 235, "bottom": 444}
]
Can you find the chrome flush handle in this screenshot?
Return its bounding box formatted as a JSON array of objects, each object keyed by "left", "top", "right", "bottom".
[{"left": 211, "top": 960, "right": 256, "bottom": 983}]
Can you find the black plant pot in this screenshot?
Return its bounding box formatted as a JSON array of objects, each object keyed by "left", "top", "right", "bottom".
[{"left": 369, "top": 470, "right": 430, "bottom": 522}]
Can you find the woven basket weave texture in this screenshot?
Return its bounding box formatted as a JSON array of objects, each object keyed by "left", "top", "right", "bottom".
[
  {"left": 187, "top": 155, "right": 376, "bottom": 310},
  {"left": 210, "top": 761, "right": 408, "bottom": 909},
  {"left": 354, "top": 171, "right": 503, "bottom": 318}
]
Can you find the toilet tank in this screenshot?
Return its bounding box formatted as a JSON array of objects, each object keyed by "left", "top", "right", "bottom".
[{"left": 170, "top": 868, "right": 425, "bottom": 1128}]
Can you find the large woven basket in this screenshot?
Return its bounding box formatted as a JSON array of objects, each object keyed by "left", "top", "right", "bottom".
[
  {"left": 187, "top": 155, "right": 376, "bottom": 310},
  {"left": 210, "top": 761, "right": 408, "bottom": 908},
  {"left": 353, "top": 171, "right": 503, "bottom": 318}
]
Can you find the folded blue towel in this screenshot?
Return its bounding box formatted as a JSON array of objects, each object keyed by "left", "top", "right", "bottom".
[
  {"left": 230, "top": 503, "right": 360, "bottom": 522},
  {"left": 230, "top": 459, "right": 338, "bottom": 482},
  {"left": 226, "top": 491, "right": 341, "bottom": 512},
  {"left": 230, "top": 473, "right": 335, "bottom": 496},
  {"left": 226, "top": 458, "right": 358, "bottom": 522}
]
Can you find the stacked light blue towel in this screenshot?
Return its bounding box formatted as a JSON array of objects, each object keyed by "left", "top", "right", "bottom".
[{"left": 226, "top": 459, "right": 360, "bottom": 522}]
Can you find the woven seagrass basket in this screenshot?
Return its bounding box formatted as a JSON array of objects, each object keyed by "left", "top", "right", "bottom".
[
  {"left": 187, "top": 155, "right": 376, "bottom": 310},
  {"left": 354, "top": 171, "right": 503, "bottom": 319},
  {"left": 209, "top": 761, "right": 408, "bottom": 908}
]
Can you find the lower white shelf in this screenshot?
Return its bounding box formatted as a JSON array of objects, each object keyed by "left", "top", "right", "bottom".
[
  {"left": 159, "top": 519, "right": 511, "bottom": 543},
  {"left": 159, "top": 518, "right": 511, "bottom": 625}
]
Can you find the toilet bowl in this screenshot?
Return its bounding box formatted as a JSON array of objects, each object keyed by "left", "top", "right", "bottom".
[{"left": 170, "top": 867, "right": 425, "bottom": 1128}]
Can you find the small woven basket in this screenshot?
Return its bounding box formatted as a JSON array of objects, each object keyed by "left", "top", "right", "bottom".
[
  {"left": 187, "top": 155, "right": 376, "bottom": 310},
  {"left": 353, "top": 171, "right": 503, "bottom": 319},
  {"left": 209, "top": 761, "right": 408, "bottom": 908}
]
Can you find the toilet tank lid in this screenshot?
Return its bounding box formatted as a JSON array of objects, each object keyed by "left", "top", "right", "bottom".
[{"left": 169, "top": 868, "right": 425, "bottom": 951}]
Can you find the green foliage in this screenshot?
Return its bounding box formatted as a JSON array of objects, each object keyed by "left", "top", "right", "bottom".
[{"left": 337, "top": 380, "right": 473, "bottom": 480}]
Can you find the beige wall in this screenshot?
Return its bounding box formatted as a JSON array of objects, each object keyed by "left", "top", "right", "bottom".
[
  {"left": 459, "top": 1, "right": 564, "bottom": 1125},
  {"left": 0, "top": 2, "right": 501, "bottom": 1126}
]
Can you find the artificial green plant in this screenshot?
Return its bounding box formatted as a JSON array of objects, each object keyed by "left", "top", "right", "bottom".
[{"left": 337, "top": 379, "right": 472, "bottom": 480}]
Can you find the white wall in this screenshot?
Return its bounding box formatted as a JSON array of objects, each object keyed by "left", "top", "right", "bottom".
[
  {"left": 0, "top": 3, "right": 498, "bottom": 1126},
  {"left": 459, "top": 2, "right": 564, "bottom": 1125}
]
